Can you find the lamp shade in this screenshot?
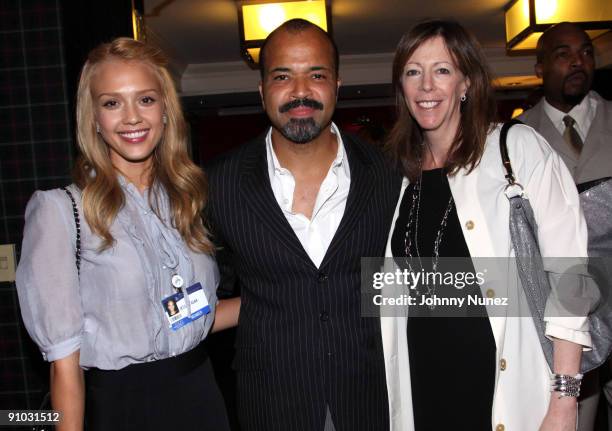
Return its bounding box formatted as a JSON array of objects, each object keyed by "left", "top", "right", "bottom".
[
  {"left": 504, "top": 0, "right": 612, "bottom": 52},
  {"left": 237, "top": 0, "right": 330, "bottom": 67}
]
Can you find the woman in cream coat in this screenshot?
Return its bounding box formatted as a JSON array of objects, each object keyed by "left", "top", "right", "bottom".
[{"left": 382, "top": 20, "right": 592, "bottom": 431}]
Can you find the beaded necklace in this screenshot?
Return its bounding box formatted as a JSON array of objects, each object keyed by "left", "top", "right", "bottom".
[{"left": 403, "top": 166, "right": 454, "bottom": 300}]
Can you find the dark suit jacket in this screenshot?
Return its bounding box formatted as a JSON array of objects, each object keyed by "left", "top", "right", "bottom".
[
  {"left": 518, "top": 91, "right": 612, "bottom": 184},
  {"left": 207, "top": 131, "right": 401, "bottom": 431}
]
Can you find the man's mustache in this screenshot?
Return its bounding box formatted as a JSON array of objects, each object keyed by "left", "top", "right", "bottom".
[
  {"left": 279, "top": 98, "right": 324, "bottom": 113},
  {"left": 565, "top": 70, "right": 587, "bottom": 83}
]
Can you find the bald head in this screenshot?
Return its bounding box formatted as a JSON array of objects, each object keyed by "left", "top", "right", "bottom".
[
  {"left": 535, "top": 22, "right": 595, "bottom": 112},
  {"left": 536, "top": 22, "right": 591, "bottom": 63}
]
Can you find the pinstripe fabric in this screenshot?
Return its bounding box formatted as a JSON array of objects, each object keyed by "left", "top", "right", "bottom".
[{"left": 207, "top": 132, "right": 401, "bottom": 431}]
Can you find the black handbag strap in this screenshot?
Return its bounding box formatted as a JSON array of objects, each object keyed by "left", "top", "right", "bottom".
[
  {"left": 499, "top": 119, "right": 524, "bottom": 187},
  {"left": 61, "top": 186, "right": 81, "bottom": 275},
  {"left": 577, "top": 177, "right": 612, "bottom": 193}
]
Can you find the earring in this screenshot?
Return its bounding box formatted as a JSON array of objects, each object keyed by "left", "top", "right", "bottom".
[
  {"left": 162, "top": 113, "right": 167, "bottom": 125},
  {"left": 95, "top": 123, "right": 101, "bottom": 133},
  {"left": 460, "top": 94, "right": 467, "bottom": 102}
]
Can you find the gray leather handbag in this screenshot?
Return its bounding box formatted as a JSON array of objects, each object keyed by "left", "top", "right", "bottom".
[{"left": 500, "top": 119, "right": 612, "bottom": 374}]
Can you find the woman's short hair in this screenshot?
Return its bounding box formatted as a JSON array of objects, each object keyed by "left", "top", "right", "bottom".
[
  {"left": 386, "top": 19, "right": 497, "bottom": 180},
  {"left": 74, "top": 37, "right": 212, "bottom": 253}
]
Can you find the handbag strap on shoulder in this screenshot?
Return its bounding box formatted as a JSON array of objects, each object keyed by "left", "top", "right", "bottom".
[
  {"left": 61, "top": 186, "right": 81, "bottom": 275},
  {"left": 499, "top": 119, "right": 523, "bottom": 186}
]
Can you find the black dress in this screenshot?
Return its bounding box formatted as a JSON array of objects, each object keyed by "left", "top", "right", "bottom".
[{"left": 391, "top": 168, "right": 495, "bottom": 431}]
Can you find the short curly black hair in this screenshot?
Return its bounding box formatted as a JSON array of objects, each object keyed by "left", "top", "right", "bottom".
[{"left": 258, "top": 18, "right": 339, "bottom": 79}]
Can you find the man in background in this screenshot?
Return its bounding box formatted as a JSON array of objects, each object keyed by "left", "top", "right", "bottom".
[{"left": 519, "top": 22, "right": 612, "bottom": 185}]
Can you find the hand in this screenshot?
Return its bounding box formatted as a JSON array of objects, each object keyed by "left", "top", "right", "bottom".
[
  {"left": 211, "top": 296, "right": 241, "bottom": 333},
  {"left": 538, "top": 395, "right": 577, "bottom": 431}
]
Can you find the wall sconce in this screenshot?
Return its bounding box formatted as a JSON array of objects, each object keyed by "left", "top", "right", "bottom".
[
  {"left": 237, "top": 0, "right": 331, "bottom": 68},
  {"left": 132, "top": 0, "right": 145, "bottom": 41},
  {"left": 504, "top": 0, "right": 612, "bottom": 52}
]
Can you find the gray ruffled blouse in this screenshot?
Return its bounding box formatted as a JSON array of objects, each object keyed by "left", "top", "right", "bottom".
[{"left": 16, "top": 178, "right": 219, "bottom": 370}]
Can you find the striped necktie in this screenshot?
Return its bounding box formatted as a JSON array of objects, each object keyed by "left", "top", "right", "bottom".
[{"left": 562, "top": 115, "right": 583, "bottom": 155}]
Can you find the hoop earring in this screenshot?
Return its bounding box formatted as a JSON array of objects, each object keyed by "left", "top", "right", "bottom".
[
  {"left": 162, "top": 113, "right": 167, "bottom": 125},
  {"left": 96, "top": 123, "right": 101, "bottom": 133},
  {"left": 460, "top": 94, "right": 467, "bottom": 102}
]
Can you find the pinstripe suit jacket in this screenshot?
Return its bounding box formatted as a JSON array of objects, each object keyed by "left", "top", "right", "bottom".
[{"left": 207, "top": 131, "right": 401, "bottom": 431}]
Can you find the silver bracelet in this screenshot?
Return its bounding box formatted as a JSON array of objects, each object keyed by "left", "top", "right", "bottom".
[{"left": 551, "top": 373, "right": 583, "bottom": 399}]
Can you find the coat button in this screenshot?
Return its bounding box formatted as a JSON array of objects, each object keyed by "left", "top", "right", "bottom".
[
  {"left": 318, "top": 272, "right": 328, "bottom": 283},
  {"left": 320, "top": 311, "right": 329, "bottom": 322},
  {"left": 500, "top": 358, "right": 507, "bottom": 371},
  {"left": 486, "top": 289, "right": 495, "bottom": 298},
  {"left": 465, "top": 220, "right": 475, "bottom": 230},
  {"left": 495, "top": 425, "right": 505, "bottom": 431}
]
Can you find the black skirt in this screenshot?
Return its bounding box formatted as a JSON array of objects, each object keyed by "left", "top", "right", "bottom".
[{"left": 85, "top": 343, "right": 230, "bottom": 431}]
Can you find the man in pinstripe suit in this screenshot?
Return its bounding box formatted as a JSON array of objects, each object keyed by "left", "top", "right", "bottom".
[{"left": 207, "top": 19, "right": 401, "bottom": 431}]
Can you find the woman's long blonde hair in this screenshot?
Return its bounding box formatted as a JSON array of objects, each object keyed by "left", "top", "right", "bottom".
[{"left": 74, "top": 37, "right": 212, "bottom": 253}]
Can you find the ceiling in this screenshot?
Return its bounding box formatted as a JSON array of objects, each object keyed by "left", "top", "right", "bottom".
[
  {"left": 143, "top": 0, "right": 612, "bottom": 97},
  {"left": 144, "top": 0, "right": 509, "bottom": 64}
]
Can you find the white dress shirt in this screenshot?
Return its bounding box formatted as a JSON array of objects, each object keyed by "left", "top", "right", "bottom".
[
  {"left": 542, "top": 90, "right": 599, "bottom": 141},
  {"left": 266, "top": 122, "right": 351, "bottom": 268}
]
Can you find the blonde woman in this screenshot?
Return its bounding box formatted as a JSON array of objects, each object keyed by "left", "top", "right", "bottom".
[{"left": 16, "top": 38, "right": 234, "bottom": 430}]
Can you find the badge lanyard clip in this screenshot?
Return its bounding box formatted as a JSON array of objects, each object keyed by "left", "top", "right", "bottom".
[{"left": 171, "top": 274, "right": 184, "bottom": 293}]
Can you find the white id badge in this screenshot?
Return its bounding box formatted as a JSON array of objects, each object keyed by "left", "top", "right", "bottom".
[{"left": 161, "top": 282, "right": 211, "bottom": 331}]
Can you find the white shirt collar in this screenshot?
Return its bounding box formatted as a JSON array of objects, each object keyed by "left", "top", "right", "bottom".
[{"left": 542, "top": 90, "right": 598, "bottom": 140}]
